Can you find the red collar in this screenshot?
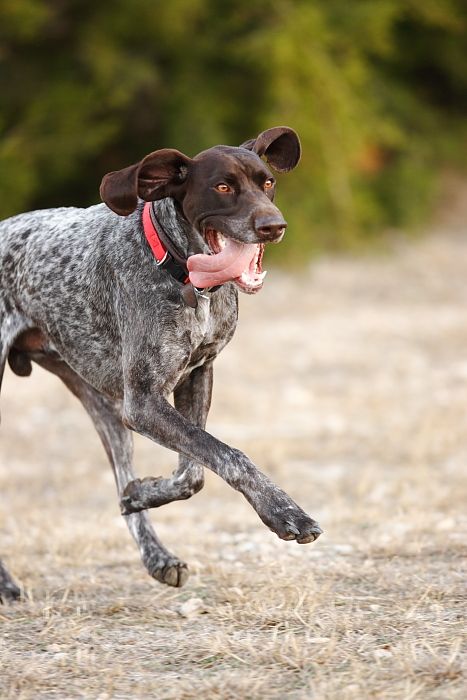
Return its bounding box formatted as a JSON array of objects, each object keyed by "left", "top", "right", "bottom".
[
  {"left": 143, "top": 201, "right": 177, "bottom": 268},
  {"left": 142, "top": 202, "right": 189, "bottom": 285}
]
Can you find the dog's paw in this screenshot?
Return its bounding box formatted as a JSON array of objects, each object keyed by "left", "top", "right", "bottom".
[
  {"left": 0, "top": 582, "right": 23, "bottom": 604},
  {"left": 259, "top": 498, "right": 323, "bottom": 544},
  {"left": 120, "top": 478, "right": 144, "bottom": 514},
  {"left": 121, "top": 472, "right": 203, "bottom": 513},
  {"left": 156, "top": 561, "right": 189, "bottom": 588},
  {"left": 278, "top": 514, "right": 323, "bottom": 544},
  {"left": 145, "top": 555, "right": 189, "bottom": 588},
  {"left": 120, "top": 476, "right": 163, "bottom": 514}
]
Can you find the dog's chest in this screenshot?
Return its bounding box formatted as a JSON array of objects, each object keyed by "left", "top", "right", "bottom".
[{"left": 177, "top": 290, "right": 237, "bottom": 379}]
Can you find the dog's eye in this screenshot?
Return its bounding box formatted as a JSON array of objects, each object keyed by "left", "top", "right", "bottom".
[
  {"left": 264, "top": 179, "right": 274, "bottom": 190},
  {"left": 214, "top": 183, "right": 232, "bottom": 193}
]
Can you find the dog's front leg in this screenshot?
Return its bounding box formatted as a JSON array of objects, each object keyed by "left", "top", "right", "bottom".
[
  {"left": 121, "top": 389, "right": 322, "bottom": 544},
  {"left": 121, "top": 363, "right": 212, "bottom": 510}
]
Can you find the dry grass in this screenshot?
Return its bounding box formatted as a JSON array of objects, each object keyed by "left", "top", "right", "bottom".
[{"left": 1, "top": 197, "right": 466, "bottom": 698}]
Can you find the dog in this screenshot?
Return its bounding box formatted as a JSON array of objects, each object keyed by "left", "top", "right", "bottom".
[{"left": 0, "top": 126, "right": 322, "bottom": 600}]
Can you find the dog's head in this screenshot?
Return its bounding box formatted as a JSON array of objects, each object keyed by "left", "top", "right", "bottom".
[{"left": 100, "top": 127, "right": 300, "bottom": 293}]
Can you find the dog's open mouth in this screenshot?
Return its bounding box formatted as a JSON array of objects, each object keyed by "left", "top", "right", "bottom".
[{"left": 187, "top": 230, "right": 266, "bottom": 294}]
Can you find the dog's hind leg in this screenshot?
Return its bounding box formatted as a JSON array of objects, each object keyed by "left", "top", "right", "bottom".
[
  {"left": 121, "top": 364, "right": 212, "bottom": 511},
  {"left": 0, "top": 332, "right": 19, "bottom": 602},
  {"left": 0, "top": 306, "right": 29, "bottom": 601},
  {"left": 0, "top": 324, "right": 22, "bottom": 600},
  {"left": 37, "top": 357, "right": 189, "bottom": 587},
  {"left": 0, "top": 560, "right": 21, "bottom": 603}
]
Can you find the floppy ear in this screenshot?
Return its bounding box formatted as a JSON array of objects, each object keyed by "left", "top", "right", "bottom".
[
  {"left": 100, "top": 148, "right": 193, "bottom": 216},
  {"left": 241, "top": 126, "right": 301, "bottom": 173}
]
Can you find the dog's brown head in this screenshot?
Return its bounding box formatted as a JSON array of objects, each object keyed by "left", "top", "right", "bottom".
[{"left": 100, "top": 127, "right": 301, "bottom": 293}]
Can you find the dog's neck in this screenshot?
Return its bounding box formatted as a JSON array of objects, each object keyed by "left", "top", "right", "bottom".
[{"left": 151, "top": 198, "right": 207, "bottom": 258}]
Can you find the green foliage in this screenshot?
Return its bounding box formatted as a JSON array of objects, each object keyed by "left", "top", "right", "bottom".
[{"left": 0, "top": 0, "right": 466, "bottom": 253}]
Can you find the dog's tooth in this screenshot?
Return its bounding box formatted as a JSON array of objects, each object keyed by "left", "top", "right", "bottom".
[{"left": 217, "top": 232, "right": 226, "bottom": 250}]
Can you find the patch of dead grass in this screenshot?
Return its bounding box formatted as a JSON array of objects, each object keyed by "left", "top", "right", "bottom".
[{"left": 1, "top": 226, "right": 467, "bottom": 698}]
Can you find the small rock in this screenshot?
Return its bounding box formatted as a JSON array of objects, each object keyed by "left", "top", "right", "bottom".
[
  {"left": 332, "top": 544, "right": 354, "bottom": 554},
  {"left": 228, "top": 587, "right": 244, "bottom": 597},
  {"left": 436, "top": 517, "right": 455, "bottom": 531},
  {"left": 307, "top": 637, "right": 331, "bottom": 644},
  {"left": 374, "top": 648, "right": 392, "bottom": 659},
  {"left": 177, "top": 597, "right": 207, "bottom": 618}
]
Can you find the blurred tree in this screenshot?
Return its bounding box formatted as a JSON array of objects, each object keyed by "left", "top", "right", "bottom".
[{"left": 0, "top": 0, "right": 466, "bottom": 254}]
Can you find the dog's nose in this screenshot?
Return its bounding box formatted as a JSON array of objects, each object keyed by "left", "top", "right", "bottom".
[{"left": 255, "top": 216, "right": 288, "bottom": 240}]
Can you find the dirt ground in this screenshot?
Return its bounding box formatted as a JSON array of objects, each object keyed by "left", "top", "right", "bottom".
[{"left": 1, "top": 194, "right": 466, "bottom": 698}]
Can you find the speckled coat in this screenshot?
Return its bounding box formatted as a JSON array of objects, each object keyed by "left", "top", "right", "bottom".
[{"left": 0, "top": 128, "right": 321, "bottom": 601}]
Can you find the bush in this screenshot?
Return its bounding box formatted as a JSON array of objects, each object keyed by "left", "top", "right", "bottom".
[{"left": 1, "top": 0, "right": 466, "bottom": 254}]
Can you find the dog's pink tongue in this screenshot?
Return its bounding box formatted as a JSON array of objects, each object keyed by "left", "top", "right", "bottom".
[{"left": 187, "top": 239, "right": 257, "bottom": 288}]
